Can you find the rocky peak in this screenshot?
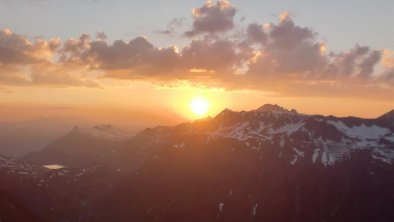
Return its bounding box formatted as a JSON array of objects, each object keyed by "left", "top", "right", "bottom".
[{"left": 256, "top": 104, "right": 296, "bottom": 114}]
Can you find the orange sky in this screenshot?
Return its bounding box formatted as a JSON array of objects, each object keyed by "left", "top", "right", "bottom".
[{"left": 1, "top": 81, "right": 392, "bottom": 130}]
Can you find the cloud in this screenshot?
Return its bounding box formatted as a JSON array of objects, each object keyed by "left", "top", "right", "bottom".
[
  {"left": 326, "top": 45, "right": 382, "bottom": 79},
  {"left": 234, "top": 14, "right": 391, "bottom": 97},
  {"left": 382, "top": 49, "right": 394, "bottom": 69},
  {"left": 181, "top": 37, "right": 240, "bottom": 72},
  {"left": 0, "top": 1, "right": 393, "bottom": 99},
  {"left": 246, "top": 14, "right": 327, "bottom": 77},
  {"left": 246, "top": 23, "right": 268, "bottom": 44},
  {"left": 0, "top": 29, "right": 59, "bottom": 65},
  {"left": 0, "top": 29, "right": 98, "bottom": 87},
  {"left": 59, "top": 35, "right": 182, "bottom": 78},
  {"left": 157, "top": 18, "right": 185, "bottom": 35},
  {"left": 57, "top": 33, "right": 243, "bottom": 83},
  {"left": 184, "top": 0, "right": 236, "bottom": 37},
  {"left": 95, "top": 31, "right": 107, "bottom": 41},
  {"left": 380, "top": 50, "right": 394, "bottom": 82}
]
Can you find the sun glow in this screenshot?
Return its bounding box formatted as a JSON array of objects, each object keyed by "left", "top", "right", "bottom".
[{"left": 190, "top": 96, "right": 209, "bottom": 117}]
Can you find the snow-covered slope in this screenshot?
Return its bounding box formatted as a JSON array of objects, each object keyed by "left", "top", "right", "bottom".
[{"left": 162, "top": 104, "right": 394, "bottom": 167}]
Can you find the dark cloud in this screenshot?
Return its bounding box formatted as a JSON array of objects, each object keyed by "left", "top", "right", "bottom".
[
  {"left": 358, "top": 50, "right": 381, "bottom": 78},
  {"left": 327, "top": 45, "right": 382, "bottom": 79},
  {"left": 58, "top": 33, "right": 241, "bottom": 81},
  {"left": 62, "top": 35, "right": 181, "bottom": 76},
  {"left": 184, "top": 0, "right": 236, "bottom": 37},
  {"left": 247, "top": 14, "right": 327, "bottom": 77},
  {"left": 246, "top": 23, "right": 268, "bottom": 44},
  {"left": 181, "top": 37, "right": 240, "bottom": 72}
]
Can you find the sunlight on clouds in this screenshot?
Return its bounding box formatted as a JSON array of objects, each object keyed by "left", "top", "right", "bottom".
[
  {"left": 279, "top": 11, "right": 290, "bottom": 22},
  {"left": 382, "top": 49, "right": 394, "bottom": 69},
  {"left": 189, "top": 68, "right": 209, "bottom": 73}
]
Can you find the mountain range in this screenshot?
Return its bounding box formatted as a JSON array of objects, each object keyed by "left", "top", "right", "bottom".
[{"left": 1, "top": 104, "right": 394, "bottom": 222}]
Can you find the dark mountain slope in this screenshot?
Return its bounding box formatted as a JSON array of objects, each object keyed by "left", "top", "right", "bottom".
[{"left": 0, "top": 188, "right": 41, "bottom": 222}]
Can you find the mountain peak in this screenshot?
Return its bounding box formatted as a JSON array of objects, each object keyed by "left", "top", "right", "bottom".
[
  {"left": 220, "top": 108, "right": 234, "bottom": 114},
  {"left": 215, "top": 108, "right": 235, "bottom": 117},
  {"left": 256, "top": 104, "right": 294, "bottom": 113}
]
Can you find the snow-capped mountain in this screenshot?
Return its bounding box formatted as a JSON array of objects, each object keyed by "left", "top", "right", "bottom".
[
  {"left": 91, "top": 104, "right": 394, "bottom": 222},
  {"left": 135, "top": 104, "right": 394, "bottom": 167},
  {"left": 204, "top": 104, "right": 394, "bottom": 166}
]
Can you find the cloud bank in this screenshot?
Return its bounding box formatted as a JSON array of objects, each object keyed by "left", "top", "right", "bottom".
[
  {"left": 0, "top": 0, "right": 393, "bottom": 99},
  {"left": 0, "top": 29, "right": 97, "bottom": 87}
]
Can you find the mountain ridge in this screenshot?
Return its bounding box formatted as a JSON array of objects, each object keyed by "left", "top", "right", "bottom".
[{"left": 2, "top": 104, "right": 394, "bottom": 222}]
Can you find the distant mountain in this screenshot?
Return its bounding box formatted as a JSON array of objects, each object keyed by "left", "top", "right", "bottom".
[
  {"left": 91, "top": 104, "right": 394, "bottom": 222},
  {"left": 0, "top": 117, "right": 79, "bottom": 157},
  {"left": 21, "top": 125, "right": 132, "bottom": 168}
]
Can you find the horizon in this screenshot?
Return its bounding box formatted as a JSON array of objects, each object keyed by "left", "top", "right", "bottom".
[{"left": 1, "top": 102, "right": 393, "bottom": 132}]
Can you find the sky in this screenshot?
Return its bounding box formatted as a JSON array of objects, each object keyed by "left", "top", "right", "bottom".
[{"left": 0, "top": 0, "right": 393, "bottom": 128}]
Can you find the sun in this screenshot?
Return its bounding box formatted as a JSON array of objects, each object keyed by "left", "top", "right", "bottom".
[{"left": 190, "top": 96, "right": 209, "bottom": 117}]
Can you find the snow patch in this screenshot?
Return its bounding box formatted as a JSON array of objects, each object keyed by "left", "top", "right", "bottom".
[
  {"left": 293, "top": 148, "right": 305, "bottom": 157},
  {"left": 276, "top": 122, "right": 304, "bottom": 135},
  {"left": 219, "top": 203, "right": 224, "bottom": 212},
  {"left": 173, "top": 142, "right": 185, "bottom": 149},
  {"left": 328, "top": 121, "right": 390, "bottom": 140},
  {"left": 252, "top": 203, "right": 258, "bottom": 216},
  {"left": 290, "top": 155, "right": 298, "bottom": 165},
  {"left": 372, "top": 148, "right": 394, "bottom": 164}
]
